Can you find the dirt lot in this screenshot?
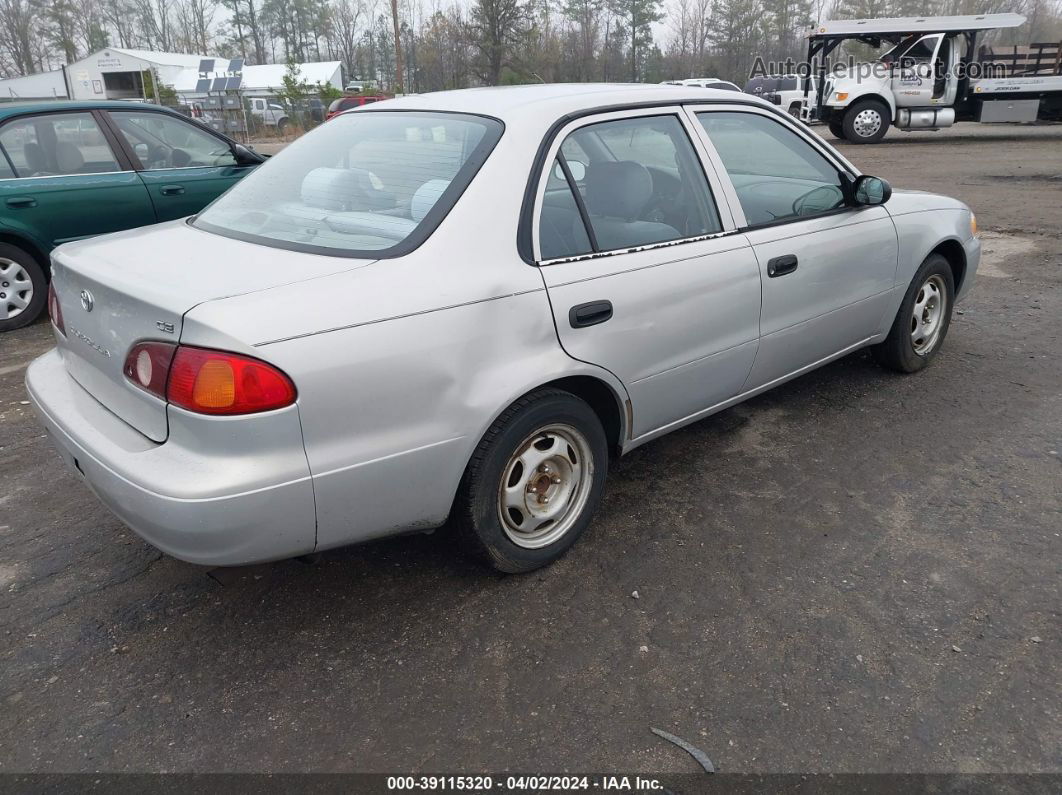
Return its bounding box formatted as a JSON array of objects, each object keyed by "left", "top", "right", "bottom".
[{"left": 0, "top": 123, "right": 1059, "bottom": 775}]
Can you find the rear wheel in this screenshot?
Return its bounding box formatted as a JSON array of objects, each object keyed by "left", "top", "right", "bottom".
[
  {"left": 453, "top": 388, "right": 608, "bottom": 573},
  {"left": 843, "top": 98, "right": 890, "bottom": 144},
  {"left": 873, "top": 253, "right": 955, "bottom": 373},
  {"left": 0, "top": 243, "right": 46, "bottom": 332}
]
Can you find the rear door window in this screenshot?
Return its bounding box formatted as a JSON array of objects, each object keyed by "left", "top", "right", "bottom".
[
  {"left": 0, "top": 112, "right": 121, "bottom": 177},
  {"left": 538, "top": 114, "right": 722, "bottom": 259}
]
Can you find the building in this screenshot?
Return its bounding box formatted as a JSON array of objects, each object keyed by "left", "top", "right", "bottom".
[
  {"left": 0, "top": 69, "right": 67, "bottom": 101},
  {"left": 0, "top": 48, "right": 343, "bottom": 103},
  {"left": 171, "top": 61, "right": 343, "bottom": 100}
]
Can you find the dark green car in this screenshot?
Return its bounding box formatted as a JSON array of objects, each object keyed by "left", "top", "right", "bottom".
[{"left": 0, "top": 101, "right": 264, "bottom": 331}]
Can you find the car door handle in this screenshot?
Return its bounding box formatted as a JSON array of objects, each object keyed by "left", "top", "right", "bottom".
[
  {"left": 767, "top": 254, "right": 798, "bottom": 278},
  {"left": 5, "top": 196, "right": 37, "bottom": 208},
  {"left": 159, "top": 185, "right": 185, "bottom": 196},
  {"left": 569, "top": 300, "right": 613, "bottom": 329}
]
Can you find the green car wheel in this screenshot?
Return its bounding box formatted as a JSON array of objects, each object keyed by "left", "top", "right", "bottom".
[{"left": 0, "top": 242, "right": 46, "bottom": 332}]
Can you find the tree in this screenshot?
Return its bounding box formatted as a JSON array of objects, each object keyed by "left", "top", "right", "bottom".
[
  {"left": 609, "top": 0, "right": 663, "bottom": 81},
  {"left": 561, "top": 0, "right": 604, "bottom": 80},
  {"left": 0, "top": 0, "right": 44, "bottom": 76},
  {"left": 468, "top": 0, "right": 531, "bottom": 85}
]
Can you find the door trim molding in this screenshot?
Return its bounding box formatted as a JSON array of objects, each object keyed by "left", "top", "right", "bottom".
[{"left": 623, "top": 335, "right": 875, "bottom": 453}]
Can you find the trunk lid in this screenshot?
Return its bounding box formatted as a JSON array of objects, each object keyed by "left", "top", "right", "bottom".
[{"left": 52, "top": 220, "right": 375, "bottom": 442}]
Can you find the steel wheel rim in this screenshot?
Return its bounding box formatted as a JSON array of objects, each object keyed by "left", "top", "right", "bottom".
[
  {"left": 910, "top": 274, "right": 947, "bottom": 355},
  {"left": 853, "top": 109, "right": 882, "bottom": 138},
  {"left": 498, "top": 423, "right": 594, "bottom": 549},
  {"left": 0, "top": 257, "right": 33, "bottom": 322}
]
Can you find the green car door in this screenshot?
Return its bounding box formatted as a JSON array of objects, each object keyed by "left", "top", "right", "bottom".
[
  {"left": 106, "top": 110, "right": 258, "bottom": 221},
  {"left": 0, "top": 110, "right": 155, "bottom": 249}
]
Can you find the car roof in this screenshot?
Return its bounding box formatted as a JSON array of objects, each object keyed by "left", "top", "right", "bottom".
[
  {"left": 372, "top": 83, "right": 772, "bottom": 125},
  {"left": 0, "top": 100, "right": 185, "bottom": 120}
]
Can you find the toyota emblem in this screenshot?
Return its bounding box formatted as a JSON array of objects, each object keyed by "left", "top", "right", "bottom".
[{"left": 80, "top": 289, "right": 94, "bottom": 312}]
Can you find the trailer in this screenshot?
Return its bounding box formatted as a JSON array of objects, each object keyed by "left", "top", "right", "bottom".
[{"left": 802, "top": 13, "right": 1062, "bottom": 143}]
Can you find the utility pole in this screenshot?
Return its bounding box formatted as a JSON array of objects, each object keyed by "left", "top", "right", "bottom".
[{"left": 390, "top": 0, "right": 404, "bottom": 94}]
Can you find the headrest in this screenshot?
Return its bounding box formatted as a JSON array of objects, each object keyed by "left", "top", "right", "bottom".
[
  {"left": 411, "top": 179, "right": 450, "bottom": 223},
  {"left": 301, "top": 167, "right": 374, "bottom": 211},
  {"left": 170, "top": 148, "right": 191, "bottom": 168},
  {"left": 584, "top": 161, "right": 652, "bottom": 221},
  {"left": 55, "top": 142, "right": 83, "bottom": 174},
  {"left": 23, "top": 142, "right": 46, "bottom": 174}
]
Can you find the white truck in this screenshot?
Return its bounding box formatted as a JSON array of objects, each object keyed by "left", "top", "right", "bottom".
[
  {"left": 803, "top": 13, "right": 1062, "bottom": 143},
  {"left": 248, "top": 97, "right": 292, "bottom": 133}
]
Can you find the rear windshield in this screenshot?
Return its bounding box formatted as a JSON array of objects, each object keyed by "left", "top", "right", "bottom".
[
  {"left": 744, "top": 77, "right": 779, "bottom": 94},
  {"left": 194, "top": 111, "right": 502, "bottom": 257}
]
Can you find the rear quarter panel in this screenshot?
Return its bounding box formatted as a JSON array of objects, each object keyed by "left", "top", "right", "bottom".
[{"left": 179, "top": 127, "right": 628, "bottom": 551}]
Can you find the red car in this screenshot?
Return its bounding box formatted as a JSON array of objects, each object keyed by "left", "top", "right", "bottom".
[{"left": 325, "top": 95, "right": 390, "bottom": 120}]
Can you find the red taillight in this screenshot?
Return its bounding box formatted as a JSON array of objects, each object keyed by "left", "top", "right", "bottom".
[
  {"left": 124, "top": 341, "right": 177, "bottom": 398},
  {"left": 124, "top": 343, "right": 296, "bottom": 415},
  {"left": 47, "top": 284, "right": 65, "bottom": 335}
]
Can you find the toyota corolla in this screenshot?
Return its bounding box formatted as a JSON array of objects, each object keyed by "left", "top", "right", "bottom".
[{"left": 26, "top": 84, "right": 980, "bottom": 573}]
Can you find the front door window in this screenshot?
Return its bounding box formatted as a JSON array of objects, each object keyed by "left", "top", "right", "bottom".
[{"left": 696, "top": 111, "right": 845, "bottom": 226}]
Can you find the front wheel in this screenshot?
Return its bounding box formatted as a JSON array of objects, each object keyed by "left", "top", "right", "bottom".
[
  {"left": 828, "top": 119, "right": 846, "bottom": 140},
  {"left": 453, "top": 388, "right": 608, "bottom": 573},
  {"left": 873, "top": 253, "right": 955, "bottom": 373},
  {"left": 842, "top": 99, "right": 890, "bottom": 144},
  {"left": 0, "top": 243, "right": 46, "bottom": 332}
]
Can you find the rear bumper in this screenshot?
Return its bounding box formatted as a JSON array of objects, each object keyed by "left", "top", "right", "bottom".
[{"left": 26, "top": 349, "right": 317, "bottom": 566}]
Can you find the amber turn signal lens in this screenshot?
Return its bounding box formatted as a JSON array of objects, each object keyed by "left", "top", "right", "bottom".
[
  {"left": 970, "top": 213, "right": 977, "bottom": 237},
  {"left": 836, "top": 92, "right": 849, "bottom": 101},
  {"left": 167, "top": 346, "right": 297, "bottom": 415}
]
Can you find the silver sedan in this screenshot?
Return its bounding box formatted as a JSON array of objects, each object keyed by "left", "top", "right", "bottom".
[{"left": 27, "top": 84, "right": 980, "bottom": 572}]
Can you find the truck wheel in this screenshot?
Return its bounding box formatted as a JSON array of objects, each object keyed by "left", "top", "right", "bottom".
[
  {"left": 453, "top": 388, "right": 608, "bottom": 573},
  {"left": 277, "top": 118, "right": 289, "bottom": 135},
  {"left": 787, "top": 103, "right": 802, "bottom": 118},
  {"left": 843, "top": 99, "right": 890, "bottom": 144},
  {"left": 0, "top": 242, "right": 46, "bottom": 333},
  {"left": 828, "top": 119, "right": 846, "bottom": 140},
  {"left": 872, "top": 253, "right": 955, "bottom": 373}
]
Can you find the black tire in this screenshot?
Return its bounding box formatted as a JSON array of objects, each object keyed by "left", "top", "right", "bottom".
[
  {"left": 872, "top": 253, "right": 955, "bottom": 373},
  {"left": 453, "top": 388, "right": 609, "bottom": 573},
  {"left": 276, "top": 118, "right": 289, "bottom": 135},
  {"left": 842, "top": 98, "right": 891, "bottom": 144},
  {"left": 828, "top": 119, "right": 846, "bottom": 140},
  {"left": 0, "top": 242, "right": 47, "bottom": 333},
  {"left": 787, "top": 103, "right": 802, "bottom": 118}
]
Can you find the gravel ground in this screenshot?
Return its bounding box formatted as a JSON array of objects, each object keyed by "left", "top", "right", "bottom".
[{"left": 0, "top": 122, "right": 1059, "bottom": 775}]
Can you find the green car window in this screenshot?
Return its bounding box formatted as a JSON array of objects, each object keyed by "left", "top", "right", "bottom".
[
  {"left": 110, "top": 111, "right": 237, "bottom": 170},
  {"left": 0, "top": 112, "right": 121, "bottom": 178}
]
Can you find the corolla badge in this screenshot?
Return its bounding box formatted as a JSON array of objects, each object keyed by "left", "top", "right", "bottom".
[
  {"left": 69, "top": 327, "right": 111, "bottom": 358},
  {"left": 80, "top": 289, "right": 94, "bottom": 312}
]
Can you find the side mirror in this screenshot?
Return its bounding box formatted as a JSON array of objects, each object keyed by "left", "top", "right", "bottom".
[
  {"left": 232, "top": 143, "right": 263, "bottom": 165},
  {"left": 853, "top": 174, "right": 891, "bottom": 206},
  {"left": 552, "top": 159, "right": 587, "bottom": 183}
]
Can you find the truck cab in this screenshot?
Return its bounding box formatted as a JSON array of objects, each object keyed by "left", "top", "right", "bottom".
[{"left": 807, "top": 12, "right": 1061, "bottom": 143}]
